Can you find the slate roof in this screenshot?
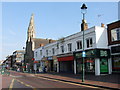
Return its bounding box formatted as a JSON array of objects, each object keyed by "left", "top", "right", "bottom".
[{"left": 32, "top": 38, "right": 56, "bottom": 49}]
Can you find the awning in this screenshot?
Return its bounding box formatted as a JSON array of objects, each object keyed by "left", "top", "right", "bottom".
[{"left": 58, "top": 56, "right": 74, "bottom": 61}]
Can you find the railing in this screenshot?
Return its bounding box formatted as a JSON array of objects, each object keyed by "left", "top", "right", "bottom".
[{"left": 0, "top": 68, "right": 10, "bottom": 75}]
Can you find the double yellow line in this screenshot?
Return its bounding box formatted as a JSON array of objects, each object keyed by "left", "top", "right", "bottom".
[
  {"left": 9, "top": 74, "right": 106, "bottom": 90},
  {"left": 9, "top": 79, "right": 14, "bottom": 90},
  {"left": 36, "top": 76, "right": 103, "bottom": 89},
  {"left": 9, "top": 78, "right": 36, "bottom": 90}
]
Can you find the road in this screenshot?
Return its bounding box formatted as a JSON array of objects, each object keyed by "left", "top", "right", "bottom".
[{"left": 1, "top": 71, "right": 104, "bottom": 89}]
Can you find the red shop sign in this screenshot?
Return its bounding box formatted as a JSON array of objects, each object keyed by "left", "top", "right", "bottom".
[
  {"left": 58, "top": 56, "right": 74, "bottom": 61},
  {"left": 32, "top": 58, "right": 35, "bottom": 61},
  {"left": 34, "top": 61, "right": 38, "bottom": 63}
]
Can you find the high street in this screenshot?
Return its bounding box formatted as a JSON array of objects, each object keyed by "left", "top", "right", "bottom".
[{"left": 1, "top": 71, "right": 105, "bottom": 89}]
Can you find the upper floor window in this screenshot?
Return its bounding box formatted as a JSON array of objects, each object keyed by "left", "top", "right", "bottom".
[
  {"left": 77, "top": 41, "right": 82, "bottom": 49},
  {"left": 111, "top": 28, "right": 120, "bottom": 41},
  {"left": 61, "top": 46, "right": 64, "bottom": 53},
  {"left": 36, "top": 52, "right": 37, "bottom": 57},
  {"left": 52, "top": 48, "right": 55, "bottom": 55},
  {"left": 46, "top": 50, "right": 48, "bottom": 56},
  {"left": 40, "top": 50, "right": 42, "bottom": 56},
  {"left": 68, "top": 43, "right": 72, "bottom": 52},
  {"left": 86, "top": 38, "right": 93, "bottom": 48}
]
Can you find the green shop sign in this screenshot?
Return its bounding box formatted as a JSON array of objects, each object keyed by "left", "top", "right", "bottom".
[
  {"left": 74, "top": 50, "right": 96, "bottom": 58},
  {"left": 74, "top": 49, "right": 110, "bottom": 59}
]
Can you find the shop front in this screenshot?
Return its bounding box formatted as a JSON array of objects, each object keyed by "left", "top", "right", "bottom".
[
  {"left": 57, "top": 55, "right": 74, "bottom": 73},
  {"left": 47, "top": 56, "right": 54, "bottom": 72},
  {"left": 33, "top": 61, "right": 39, "bottom": 73},
  {"left": 74, "top": 49, "right": 110, "bottom": 75},
  {"left": 111, "top": 45, "right": 120, "bottom": 72}
]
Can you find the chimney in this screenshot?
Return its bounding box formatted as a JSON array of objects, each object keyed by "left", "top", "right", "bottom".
[
  {"left": 101, "top": 23, "right": 105, "bottom": 27},
  {"left": 40, "top": 44, "right": 44, "bottom": 47},
  {"left": 49, "top": 39, "right": 52, "bottom": 43},
  {"left": 81, "top": 20, "right": 88, "bottom": 31}
]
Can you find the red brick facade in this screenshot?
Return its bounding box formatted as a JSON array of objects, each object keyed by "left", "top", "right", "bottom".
[{"left": 107, "top": 20, "right": 120, "bottom": 45}]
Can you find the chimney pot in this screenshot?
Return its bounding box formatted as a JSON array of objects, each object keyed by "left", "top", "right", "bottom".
[{"left": 101, "top": 23, "right": 105, "bottom": 27}]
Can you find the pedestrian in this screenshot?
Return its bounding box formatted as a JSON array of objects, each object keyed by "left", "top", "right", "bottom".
[{"left": 43, "top": 66, "right": 47, "bottom": 73}]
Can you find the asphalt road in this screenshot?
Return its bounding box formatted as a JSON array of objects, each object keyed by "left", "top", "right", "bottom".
[{"left": 1, "top": 71, "right": 104, "bottom": 89}]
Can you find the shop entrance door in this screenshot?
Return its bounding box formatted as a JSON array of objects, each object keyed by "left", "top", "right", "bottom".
[{"left": 100, "top": 58, "right": 108, "bottom": 74}]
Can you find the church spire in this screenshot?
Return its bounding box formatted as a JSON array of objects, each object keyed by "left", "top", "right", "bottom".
[{"left": 27, "top": 13, "right": 36, "bottom": 41}]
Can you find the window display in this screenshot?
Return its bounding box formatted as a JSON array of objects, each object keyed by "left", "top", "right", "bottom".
[
  {"left": 85, "top": 58, "right": 95, "bottom": 72},
  {"left": 112, "top": 55, "right": 120, "bottom": 71}
]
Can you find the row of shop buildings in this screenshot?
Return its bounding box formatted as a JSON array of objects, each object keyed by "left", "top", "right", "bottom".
[
  {"left": 3, "top": 13, "right": 120, "bottom": 76},
  {"left": 3, "top": 50, "right": 25, "bottom": 71},
  {"left": 33, "top": 20, "right": 120, "bottom": 75}
]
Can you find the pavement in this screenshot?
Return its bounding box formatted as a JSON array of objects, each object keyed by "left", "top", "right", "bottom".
[{"left": 34, "top": 72, "right": 120, "bottom": 89}]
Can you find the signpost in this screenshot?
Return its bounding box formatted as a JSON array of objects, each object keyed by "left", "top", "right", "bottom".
[{"left": 82, "top": 51, "right": 86, "bottom": 57}]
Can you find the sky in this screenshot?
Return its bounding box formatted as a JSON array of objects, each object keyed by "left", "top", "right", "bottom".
[{"left": 1, "top": 1, "right": 119, "bottom": 60}]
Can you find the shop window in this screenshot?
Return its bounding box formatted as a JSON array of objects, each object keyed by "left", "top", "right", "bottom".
[
  {"left": 86, "top": 38, "right": 93, "bottom": 48},
  {"left": 111, "top": 28, "right": 120, "bottom": 41},
  {"left": 85, "top": 59, "right": 95, "bottom": 72},
  {"left": 112, "top": 55, "right": 120, "bottom": 71},
  {"left": 77, "top": 41, "right": 82, "bottom": 49},
  {"left": 68, "top": 43, "right": 72, "bottom": 52},
  {"left": 61, "top": 46, "right": 64, "bottom": 53}
]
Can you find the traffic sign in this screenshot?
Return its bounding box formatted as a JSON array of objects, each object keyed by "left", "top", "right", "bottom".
[{"left": 82, "top": 51, "right": 86, "bottom": 57}]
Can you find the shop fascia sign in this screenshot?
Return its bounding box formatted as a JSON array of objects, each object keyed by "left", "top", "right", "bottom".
[
  {"left": 74, "top": 49, "right": 110, "bottom": 58},
  {"left": 47, "top": 56, "right": 53, "bottom": 60},
  {"left": 99, "top": 50, "right": 109, "bottom": 57},
  {"left": 75, "top": 50, "right": 95, "bottom": 58}
]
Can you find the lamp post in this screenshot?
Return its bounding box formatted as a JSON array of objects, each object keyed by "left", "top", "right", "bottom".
[{"left": 81, "top": 3, "right": 87, "bottom": 82}]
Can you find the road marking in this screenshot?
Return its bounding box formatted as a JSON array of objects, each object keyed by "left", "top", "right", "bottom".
[
  {"left": 36, "top": 76, "right": 104, "bottom": 89},
  {"left": 15, "top": 79, "right": 36, "bottom": 90},
  {"left": 10, "top": 75, "right": 22, "bottom": 78},
  {"left": 9, "top": 79, "right": 15, "bottom": 90}
]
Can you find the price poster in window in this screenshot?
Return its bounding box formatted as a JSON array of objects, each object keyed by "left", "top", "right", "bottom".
[{"left": 100, "top": 58, "right": 108, "bottom": 73}]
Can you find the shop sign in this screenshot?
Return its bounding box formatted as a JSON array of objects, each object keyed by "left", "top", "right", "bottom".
[
  {"left": 34, "top": 61, "right": 38, "bottom": 63},
  {"left": 100, "top": 50, "right": 108, "bottom": 57},
  {"left": 82, "top": 51, "right": 86, "bottom": 57},
  {"left": 86, "top": 50, "right": 95, "bottom": 57},
  {"left": 75, "top": 50, "right": 95, "bottom": 58},
  {"left": 74, "top": 49, "right": 110, "bottom": 59},
  {"left": 111, "top": 46, "right": 120, "bottom": 53},
  {"left": 47, "top": 56, "right": 53, "bottom": 60},
  {"left": 75, "top": 53, "right": 82, "bottom": 59}
]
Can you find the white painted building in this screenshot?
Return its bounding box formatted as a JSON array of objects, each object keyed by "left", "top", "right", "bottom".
[{"left": 34, "top": 25, "right": 111, "bottom": 75}]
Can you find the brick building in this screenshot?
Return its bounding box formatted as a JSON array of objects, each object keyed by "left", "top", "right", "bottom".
[{"left": 107, "top": 20, "right": 120, "bottom": 72}]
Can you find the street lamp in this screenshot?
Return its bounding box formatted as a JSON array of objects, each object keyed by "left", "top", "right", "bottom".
[{"left": 81, "top": 3, "right": 87, "bottom": 82}]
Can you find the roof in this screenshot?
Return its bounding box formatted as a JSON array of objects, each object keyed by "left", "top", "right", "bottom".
[
  {"left": 13, "top": 50, "right": 25, "bottom": 54},
  {"left": 33, "top": 38, "right": 56, "bottom": 49},
  {"left": 107, "top": 20, "right": 120, "bottom": 25}
]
